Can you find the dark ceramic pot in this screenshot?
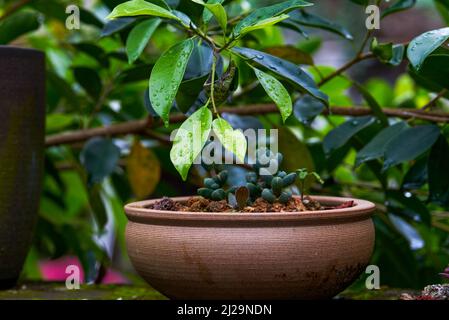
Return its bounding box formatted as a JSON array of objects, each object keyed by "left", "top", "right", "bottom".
[{"left": 0, "top": 46, "right": 45, "bottom": 289}]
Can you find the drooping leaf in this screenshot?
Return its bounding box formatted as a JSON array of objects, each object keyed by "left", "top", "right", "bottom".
[
  {"left": 170, "top": 106, "right": 212, "bottom": 180},
  {"left": 323, "top": 116, "right": 376, "bottom": 155},
  {"left": 101, "top": 17, "right": 137, "bottom": 37},
  {"left": 0, "top": 11, "right": 40, "bottom": 44},
  {"left": 383, "top": 125, "right": 440, "bottom": 170},
  {"left": 232, "top": 46, "right": 328, "bottom": 105},
  {"left": 402, "top": 156, "right": 428, "bottom": 190},
  {"left": 356, "top": 121, "right": 409, "bottom": 166},
  {"left": 107, "top": 0, "right": 180, "bottom": 20},
  {"left": 192, "top": 0, "right": 227, "bottom": 32},
  {"left": 382, "top": 0, "right": 416, "bottom": 19},
  {"left": 386, "top": 190, "right": 431, "bottom": 226},
  {"left": 88, "top": 185, "right": 108, "bottom": 231},
  {"left": 80, "top": 138, "right": 121, "bottom": 185},
  {"left": 73, "top": 67, "right": 102, "bottom": 99},
  {"left": 233, "top": 0, "right": 312, "bottom": 36},
  {"left": 407, "top": 27, "right": 449, "bottom": 70},
  {"left": 353, "top": 81, "right": 389, "bottom": 127},
  {"left": 428, "top": 135, "right": 449, "bottom": 204},
  {"left": 288, "top": 10, "right": 353, "bottom": 40},
  {"left": 293, "top": 94, "right": 325, "bottom": 125},
  {"left": 126, "top": 18, "right": 161, "bottom": 64},
  {"left": 149, "top": 38, "right": 194, "bottom": 125},
  {"left": 212, "top": 118, "right": 247, "bottom": 162},
  {"left": 126, "top": 139, "right": 161, "bottom": 198},
  {"left": 252, "top": 66, "right": 292, "bottom": 122}
]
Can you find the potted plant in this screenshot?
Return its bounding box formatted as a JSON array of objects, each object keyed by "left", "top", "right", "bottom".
[
  {"left": 0, "top": 46, "right": 45, "bottom": 289},
  {"left": 104, "top": 0, "right": 379, "bottom": 299}
]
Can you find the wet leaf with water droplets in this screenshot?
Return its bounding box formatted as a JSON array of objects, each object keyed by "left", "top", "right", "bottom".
[
  {"left": 149, "top": 38, "right": 194, "bottom": 126},
  {"left": 407, "top": 27, "right": 449, "bottom": 70},
  {"left": 252, "top": 66, "right": 292, "bottom": 122},
  {"left": 170, "top": 106, "right": 212, "bottom": 180},
  {"left": 323, "top": 116, "right": 376, "bottom": 155}
]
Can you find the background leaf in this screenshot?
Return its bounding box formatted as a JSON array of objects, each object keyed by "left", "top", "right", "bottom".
[
  {"left": 383, "top": 125, "right": 440, "bottom": 170},
  {"left": 126, "top": 139, "right": 161, "bottom": 198},
  {"left": 126, "top": 18, "right": 161, "bottom": 64},
  {"left": 80, "top": 138, "right": 121, "bottom": 185}
]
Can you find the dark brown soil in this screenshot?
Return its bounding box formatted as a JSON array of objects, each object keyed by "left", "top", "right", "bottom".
[{"left": 147, "top": 196, "right": 353, "bottom": 213}]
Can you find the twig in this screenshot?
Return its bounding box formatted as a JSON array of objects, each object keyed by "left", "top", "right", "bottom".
[
  {"left": 0, "top": 0, "right": 32, "bottom": 22},
  {"left": 45, "top": 104, "right": 449, "bottom": 147},
  {"left": 421, "top": 89, "right": 448, "bottom": 110},
  {"left": 317, "top": 52, "right": 375, "bottom": 86}
]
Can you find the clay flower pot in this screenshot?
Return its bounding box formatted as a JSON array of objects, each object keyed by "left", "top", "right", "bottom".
[
  {"left": 0, "top": 46, "right": 45, "bottom": 289},
  {"left": 124, "top": 195, "right": 376, "bottom": 299}
]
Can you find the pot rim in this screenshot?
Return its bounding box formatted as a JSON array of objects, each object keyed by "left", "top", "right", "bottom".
[{"left": 124, "top": 195, "right": 376, "bottom": 223}]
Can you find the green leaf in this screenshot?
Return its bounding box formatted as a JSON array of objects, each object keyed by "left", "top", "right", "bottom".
[
  {"left": 80, "top": 138, "right": 121, "bottom": 185},
  {"left": 383, "top": 125, "right": 440, "bottom": 171},
  {"left": 107, "top": 0, "right": 180, "bottom": 20},
  {"left": 212, "top": 118, "right": 247, "bottom": 162},
  {"left": 126, "top": 18, "right": 161, "bottom": 64},
  {"left": 101, "top": 17, "right": 137, "bottom": 37},
  {"left": 408, "top": 46, "right": 449, "bottom": 91},
  {"left": 233, "top": 0, "right": 312, "bottom": 36},
  {"left": 407, "top": 27, "right": 449, "bottom": 70},
  {"left": 252, "top": 66, "right": 292, "bottom": 122},
  {"left": 353, "top": 81, "right": 389, "bottom": 127},
  {"left": 402, "top": 156, "right": 428, "bottom": 190},
  {"left": 237, "top": 14, "right": 291, "bottom": 36},
  {"left": 202, "top": 0, "right": 224, "bottom": 23},
  {"left": 289, "top": 10, "right": 353, "bottom": 40},
  {"left": 356, "top": 121, "right": 409, "bottom": 166},
  {"left": 371, "top": 38, "right": 405, "bottom": 66},
  {"left": 428, "top": 135, "right": 449, "bottom": 204},
  {"left": 192, "top": 0, "right": 227, "bottom": 32},
  {"left": 0, "top": 11, "right": 40, "bottom": 44},
  {"left": 382, "top": 0, "right": 416, "bottom": 19},
  {"left": 323, "top": 116, "right": 376, "bottom": 155},
  {"left": 149, "top": 38, "right": 195, "bottom": 126},
  {"left": 170, "top": 106, "right": 212, "bottom": 180},
  {"left": 232, "top": 47, "right": 328, "bottom": 105},
  {"left": 293, "top": 94, "right": 325, "bottom": 125},
  {"left": 73, "top": 67, "right": 102, "bottom": 99}
]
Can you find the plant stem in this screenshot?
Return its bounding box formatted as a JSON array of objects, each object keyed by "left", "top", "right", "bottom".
[
  {"left": 317, "top": 52, "right": 375, "bottom": 86},
  {"left": 210, "top": 55, "right": 219, "bottom": 116}
]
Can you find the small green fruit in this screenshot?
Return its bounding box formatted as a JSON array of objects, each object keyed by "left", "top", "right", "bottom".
[
  {"left": 246, "top": 172, "right": 258, "bottom": 184},
  {"left": 211, "top": 188, "right": 226, "bottom": 201},
  {"left": 198, "top": 188, "right": 212, "bottom": 198},
  {"left": 204, "top": 178, "right": 219, "bottom": 189},
  {"left": 282, "top": 172, "right": 297, "bottom": 187},
  {"left": 278, "top": 190, "right": 292, "bottom": 204},
  {"left": 271, "top": 177, "right": 283, "bottom": 196},
  {"left": 261, "top": 188, "right": 276, "bottom": 203}
]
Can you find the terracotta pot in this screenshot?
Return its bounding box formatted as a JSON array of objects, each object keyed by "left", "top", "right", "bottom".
[
  {"left": 124, "top": 195, "right": 376, "bottom": 299},
  {"left": 0, "top": 46, "right": 45, "bottom": 289}
]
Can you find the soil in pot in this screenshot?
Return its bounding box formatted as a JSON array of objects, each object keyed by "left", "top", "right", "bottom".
[{"left": 148, "top": 196, "right": 355, "bottom": 213}]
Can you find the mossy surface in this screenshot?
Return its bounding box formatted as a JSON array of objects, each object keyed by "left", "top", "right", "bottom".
[{"left": 0, "top": 282, "right": 166, "bottom": 300}]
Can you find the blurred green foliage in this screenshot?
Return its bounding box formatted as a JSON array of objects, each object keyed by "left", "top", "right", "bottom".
[{"left": 0, "top": 0, "right": 448, "bottom": 290}]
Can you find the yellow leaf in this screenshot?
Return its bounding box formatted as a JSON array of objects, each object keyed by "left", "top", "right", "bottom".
[{"left": 126, "top": 140, "right": 161, "bottom": 199}]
